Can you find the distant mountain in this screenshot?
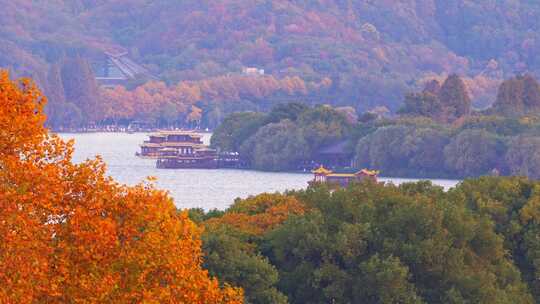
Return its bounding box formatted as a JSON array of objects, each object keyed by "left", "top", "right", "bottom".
[{"left": 2, "top": 0, "right": 540, "bottom": 112}]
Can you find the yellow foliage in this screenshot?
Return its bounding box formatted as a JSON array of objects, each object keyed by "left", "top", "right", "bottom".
[{"left": 520, "top": 187, "right": 540, "bottom": 224}]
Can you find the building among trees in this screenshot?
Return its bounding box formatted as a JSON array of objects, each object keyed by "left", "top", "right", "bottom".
[
  {"left": 310, "top": 165, "right": 379, "bottom": 187},
  {"left": 94, "top": 51, "right": 156, "bottom": 87}
]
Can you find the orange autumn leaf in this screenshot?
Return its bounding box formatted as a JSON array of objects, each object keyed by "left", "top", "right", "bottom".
[
  {"left": 205, "top": 193, "right": 306, "bottom": 236},
  {"left": 0, "top": 70, "right": 243, "bottom": 303}
]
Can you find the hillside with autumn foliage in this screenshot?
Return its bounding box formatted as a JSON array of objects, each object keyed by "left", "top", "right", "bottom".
[
  {"left": 3, "top": 0, "right": 540, "bottom": 127},
  {"left": 5, "top": 70, "right": 540, "bottom": 303}
]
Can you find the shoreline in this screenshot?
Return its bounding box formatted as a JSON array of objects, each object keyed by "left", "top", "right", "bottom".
[
  {"left": 58, "top": 132, "right": 464, "bottom": 183},
  {"left": 52, "top": 128, "right": 214, "bottom": 134}
]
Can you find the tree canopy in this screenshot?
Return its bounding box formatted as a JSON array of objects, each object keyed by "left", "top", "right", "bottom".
[
  {"left": 0, "top": 71, "right": 243, "bottom": 303},
  {"left": 211, "top": 103, "right": 353, "bottom": 171},
  {"left": 209, "top": 73, "right": 540, "bottom": 180},
  {"left": 493, "top": 74, "right": 540, "bottom": 116},
  {"left": 190, "top": 178, "right": 540, "bottom": 303}
]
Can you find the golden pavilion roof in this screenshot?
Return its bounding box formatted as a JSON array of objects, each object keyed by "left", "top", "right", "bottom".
[
  {"left": 327, "top": 173, "right": 356, "bottom": 177},
  {"left": 312, "top": 165, "right": 333, "bottom": 175},
  {"left": 357, "top": 169, "right": 380, "bottom": 176},
  {"left": 311, "top": 166, "right": 379, "bottom": 177}
]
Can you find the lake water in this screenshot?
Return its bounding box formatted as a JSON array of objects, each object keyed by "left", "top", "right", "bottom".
[{"left": 60, "top": 132, "right": 460, "bottom": 210}]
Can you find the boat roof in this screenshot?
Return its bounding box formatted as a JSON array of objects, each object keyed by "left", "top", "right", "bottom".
[
  {"left": 140, "top": 143, "right": 162, "bottom": 147},
  {"left": 149, "top": 130, "right": 203, "bottom": 138},
  {"left": 162, "top": 142, "right": 206, "bottom": 148},
  {"left": 141, "top": 142, "right": 206, "bottom": 148}
]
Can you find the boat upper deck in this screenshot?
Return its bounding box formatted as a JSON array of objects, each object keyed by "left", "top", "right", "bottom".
[{"left": 145, "top": 130, "right": 204, "bottom": 145}]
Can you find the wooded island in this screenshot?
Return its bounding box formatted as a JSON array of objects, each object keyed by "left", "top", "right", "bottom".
[{"left": 211, "top": 74, "right": 540, "bottom": 180}]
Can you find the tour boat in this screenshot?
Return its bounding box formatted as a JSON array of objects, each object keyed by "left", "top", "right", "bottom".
[{"left": 137, "top": 130, "right": 240, "bottom": 169}]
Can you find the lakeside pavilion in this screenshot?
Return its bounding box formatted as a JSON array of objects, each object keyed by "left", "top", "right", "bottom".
[{"left": 311, "top": 165, "right": 379, "bottom": 187}]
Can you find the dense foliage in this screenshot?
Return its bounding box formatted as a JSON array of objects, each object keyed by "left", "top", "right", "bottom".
[
  {"left": 6, "top": 1, "right": 540, "bottom": 127},
  {"left": 212, "top": 103, "right": 352, "bottom": 171},
  {"left": 191, "top": 193, "right": 306, "bottom": 304},
  {"left": 356, "top": 74, "right": 540, "bottom": 179},
  {"left": 491, "top": 74, "right": 540, "bottom": 116},
  {"left": 399, "top": 75, "right": 471, "bottom": 122},
  {"left": 192, "top": 178, "right": 540, "bottom": 303},
  {"left": 212, "top": 74, "right": 540, "bottom": 179},
  {"left": 0, "top": 71, "right": 243, "bottom": 302}
]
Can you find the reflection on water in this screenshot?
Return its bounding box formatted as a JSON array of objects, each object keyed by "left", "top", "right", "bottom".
[{"left": 60, "top": 132, "right": 460, "bottom": 210}]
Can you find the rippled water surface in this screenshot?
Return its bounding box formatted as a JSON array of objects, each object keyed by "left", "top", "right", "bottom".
[{"left": 60, "top": 132, "right": 460, "bottom": 210}]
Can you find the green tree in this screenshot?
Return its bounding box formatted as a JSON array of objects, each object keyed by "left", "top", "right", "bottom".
[
  {"left": 265, "top": 102, "right": 308, "bottom": 124},
  {"left": 451, "top": 177, "right": 540, "bottom": 300},
  {"left": 505, "top": 136, "right": 540, "bottom": 179},
  {"left": 403, "top": 128, "right": 450, "bottom": 176},
  {"left": 493, "top": 74, "right": 540, "bottom": 116},
  {"left": 398, "top": 92, "right": 442, "bottom": 119},
  {"left": 443, "top": 129, "right": 504, "bottom": 177},
  {"left": 438, "top": 74, "right": 471, "bottom": 121},
  {"left": 265, "top": 182, "right": 533, "bottom": 303},
  {"left": 355, "top": 125, "right": 412, "bottom": 174},
  {"left": 297, "top": 105, "right": 351, "bottom": 152},
  {"left": 241, "top": 120, "right": 308, "bottom": 171},
  {"left": 354, "top": 255, "right": 423, "bottom": 304},
  {"left": 494, "top": 77, "right": 526, "bottom": 116},
  {"left": 203, "top": 228, "right": 287, "bottom": 304},
  {"left": 211, "top": 112, "right": 266, "bottom": 151}
]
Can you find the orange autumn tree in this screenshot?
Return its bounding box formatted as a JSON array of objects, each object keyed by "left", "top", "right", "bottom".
[
  {"left": 0, "top": 71, "right": 243, "bottom": 303},
  {"left": 204, "top": 193, "right": 306, "bottom": 236},
  {"left": 97, "top": 75, "right": 318, "bottom": 125}
]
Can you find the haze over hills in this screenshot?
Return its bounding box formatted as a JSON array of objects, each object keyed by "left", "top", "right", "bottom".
[{"left": 2, "top": 0, "right": 540, "bottom": 116}]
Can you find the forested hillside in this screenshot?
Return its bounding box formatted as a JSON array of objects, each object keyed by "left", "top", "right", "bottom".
[{"left": 3, "top": 1, "right": 540, "bottom": 126}]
